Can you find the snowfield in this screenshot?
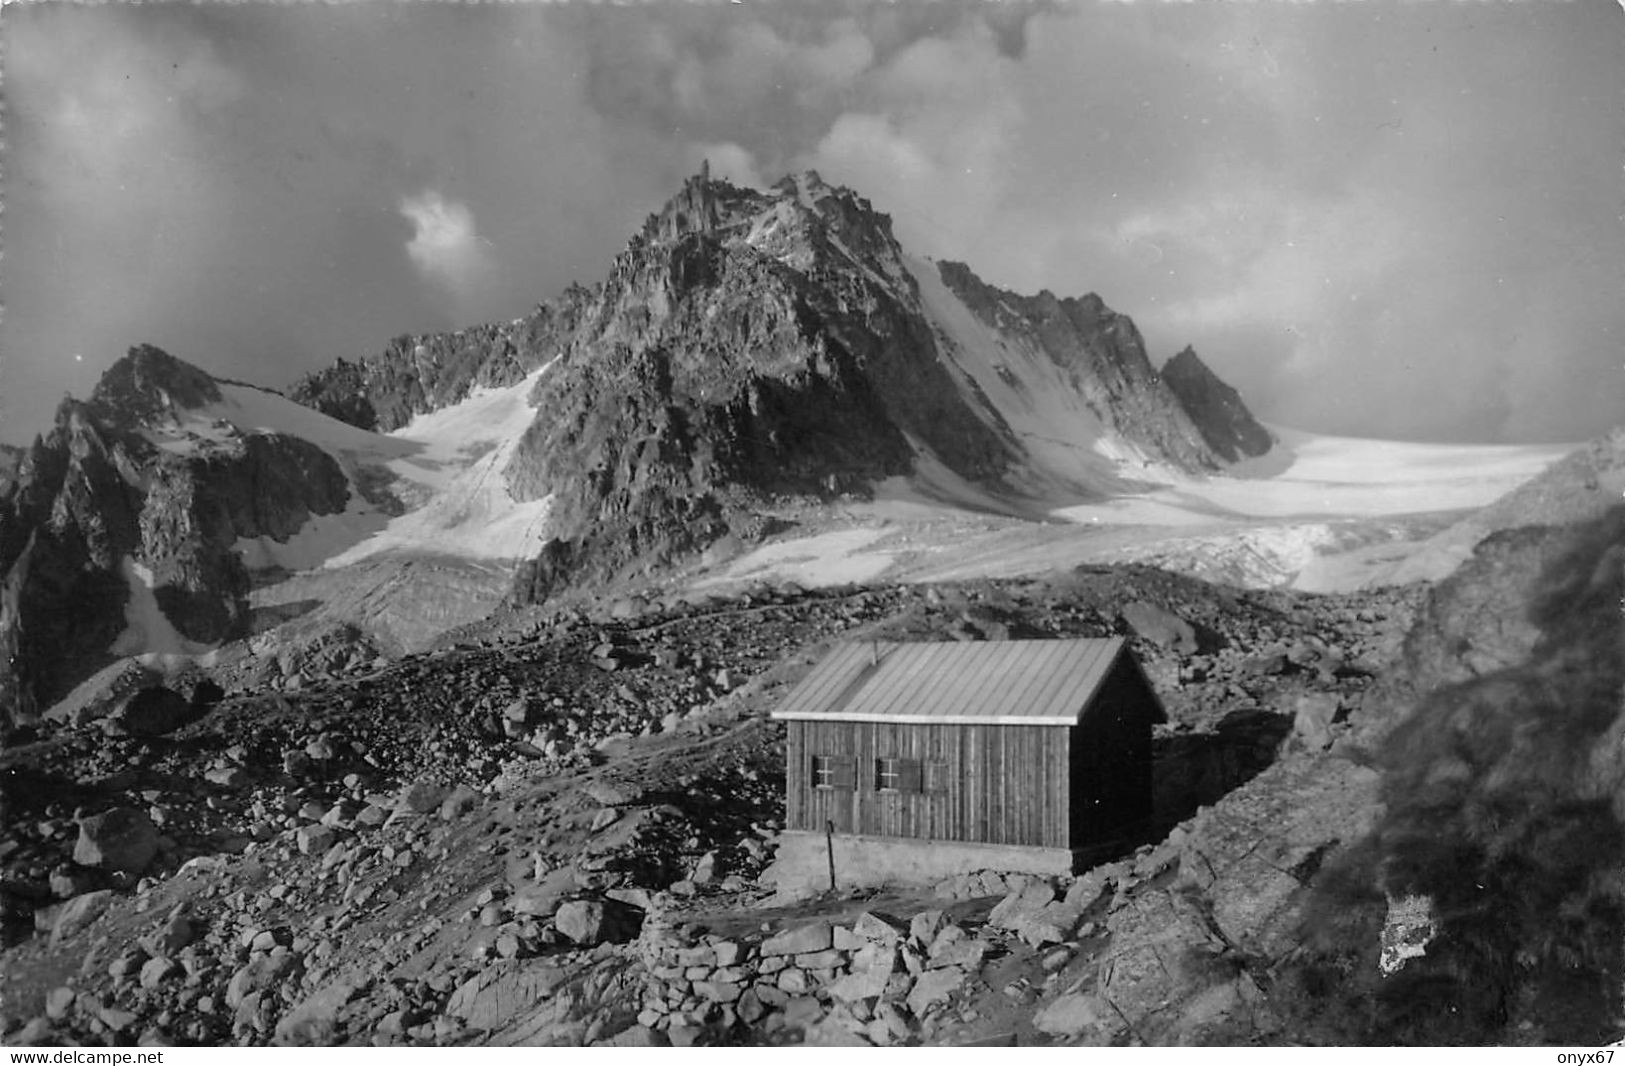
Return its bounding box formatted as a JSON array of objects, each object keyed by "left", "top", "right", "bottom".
[
  {"left": 908, "top": 254, "right": 1170, "bottom": 499},
  {"left": 110, "top": 557, "right": 215, "bottom": 658},
  {"left": 147, "top": 352, "right": 1575, "bottom": 606},
  {"left": 325, "top": 367, "right": 555, "bottom": 566},
  {"left": 160, "top": 371, "right": 557, "bottom": 570},
  {"left": 700, "top": 429, "right": 1571, "bottom": 593}
]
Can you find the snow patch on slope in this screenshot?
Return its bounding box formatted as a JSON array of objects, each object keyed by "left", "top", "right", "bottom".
[
  {"left": 153, "top": 371, "right": 558, "bottom": 571},
  {"left": 109, "top": 557, "right": 215, "bottom": 657},
  {"left": 326, "top": 368, "right": 554, "bottom": 565},
  {"left": 235, "top": 509, "right": 392, "bottom": 572},
  {"left": 695, "top": 527, "right": 896, "bottom": 588},
  {"left": 906, "top": 254, "right": 1168, "bottom": 499},
  {"left": 195, "top": 384, "right": 419, "bottom": 463}
]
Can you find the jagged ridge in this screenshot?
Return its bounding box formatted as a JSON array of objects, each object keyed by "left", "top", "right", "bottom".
[
  {"left": 1161, "top": 346, "right": 1274, "bottom": 463},
  {"left": 2, "top": 168, "right": 1280, "bottom": 715},
  {"left": 288, "top": 170, "right": 1276, "bottom": 608},
  {"left": 0, "top": 351, "right": 354, "bottom": 720},
  {"left": 297, "top": 168, "right": 1272, "bottom": 600}
]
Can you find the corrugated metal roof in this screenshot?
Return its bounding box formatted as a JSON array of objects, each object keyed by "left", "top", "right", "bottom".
[{"left": 771, "top": 638, "right": 1137, "bottom": 726}]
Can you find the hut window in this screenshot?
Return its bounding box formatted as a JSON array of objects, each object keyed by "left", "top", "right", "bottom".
[
  {"left": 812, "top": 755, "right": 855, "bottom": 790},
  {"left": 875, "top": 757, "right": 921, "bottom": 792}
]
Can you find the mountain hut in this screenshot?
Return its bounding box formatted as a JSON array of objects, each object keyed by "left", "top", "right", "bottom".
[{"left": 767, "top": 637, "right": 1165, "bottom": 890}]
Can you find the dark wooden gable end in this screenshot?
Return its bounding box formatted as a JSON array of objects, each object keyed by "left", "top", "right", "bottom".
[{"left": 775, "top": 639, "right": 1162, "bottom": 849}]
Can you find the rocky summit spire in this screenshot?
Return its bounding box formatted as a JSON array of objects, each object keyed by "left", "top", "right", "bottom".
[
  {"left": 1161, "top": 346, "right": 1274, "bottom": 462},
  {"left": 657, "top": 164, "right": 719, "bottom": 242}
]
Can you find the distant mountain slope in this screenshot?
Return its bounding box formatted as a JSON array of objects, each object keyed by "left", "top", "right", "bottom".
[
  {"left": 292, "top": 168, "right": 1276, "bottom": 602},
  {"left": 0, "top": 347, "right": 357, "bottom": 719},
  {"left": 2, "top": 168, "right": 1280, "bottom": 723}
]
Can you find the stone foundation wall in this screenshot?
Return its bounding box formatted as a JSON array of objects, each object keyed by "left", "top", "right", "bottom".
[
  {"left": 632, "top": 869, "right": 1111, "bottom": 1045},
  {"left": 762, "top": 831, "right": 1075, "bottom": 899}
]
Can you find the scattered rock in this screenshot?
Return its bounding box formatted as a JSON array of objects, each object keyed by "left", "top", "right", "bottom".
[
  {"left": 139, "top": 956, "right": 181, "bottom": 990},
  {"left": 445, "top": 963, "right": 568, "bottom": 1031},
  {"left": 989, "top": 880, "right": 1055, "bottom": 931},
  {"left": 438, "top": 784, "right": 482, "bottom": 821},
  {"left": 554, "top": 898, "right": 641, "bottom": 945},
  {"left": 905, "top": 967, "right": 965, "bottom": 1017},
  {"left": 762, "top": 921, "right": 833, "bottom": 957},
  {"left": 398, "top": 780, "right": 450, "bottom": 815},
  {"left": 44, "top": 987, "right": 76, "bottom": 1021},
  {"left": 110, "top": 686, "right": 195, "bottom": 736},
  {"left": 1292, "top": 693, "right": 1340, "bottom": 751},
  {"left": 295, "top": 825, "right": 338, "bottom": 856},
  {"left": 72, "top": 807, "right": 160, "bottom": 876},
  {"left": 225, "top": 953, "right": 305, "bottom": 1010},
  {"left": 1120, "top": 601, "right": 1198, "bottom": 654},
  {"left": 1034, "top": 991, "right": 1115, "bottom": 1041}
]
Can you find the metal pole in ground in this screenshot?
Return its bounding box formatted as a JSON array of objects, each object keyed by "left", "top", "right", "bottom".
[{"left": 826, "top": 819, "right": 837, "bottom": 892}]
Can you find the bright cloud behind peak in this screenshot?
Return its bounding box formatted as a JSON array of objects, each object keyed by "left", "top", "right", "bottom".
[
  {"left": 2, "top": 0, "right": 1620, "bottom": 447},
  {"left": 399, "top": 191, "right": 494, "bottom": 312}
]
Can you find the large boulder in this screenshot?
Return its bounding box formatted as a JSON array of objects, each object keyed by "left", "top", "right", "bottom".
[
  {"left": 553, "top": 898, "right": 642, "bottom": 946},
  {"left": 827, "top": 941, "right": 899, "bottom": 1002},
  {"left": 110, "top": 685, "right": 195, "bottom": 736},
  {"left": 73, "top": 807, "right": 159, "bottom": 874},
  {"left": 1034, "top": 991, "right": 1117, "bottom": 1042},
  {"left": 761, "top": 920, "right": 834, "bottom": 957},
  {"left": 275, "top": 971, "right": 372, "bottom": 1046},
  {"left": 225, "top": 953, "right": 306, "bottom": 1010},
  {"left": 1120, "top": 601, "right": 1198, "bottom": 654},
  {"left": 988, "top": 879, "right": 1055, "bottom": 930},
  {"left": 395, "top": 779, "right": 450, "bottom": 816},
  {"left": 1291, "top": 693, "right": 1340, "bottom": 751},
  {"left": 44, "top": 660, "right": 163, "bottom": 729},
  {"left": 445, "top": 961, "right": 569, "bottom": 1032},
  {"left": 50, "top": 889, "right": 115, "bottom": 946}
]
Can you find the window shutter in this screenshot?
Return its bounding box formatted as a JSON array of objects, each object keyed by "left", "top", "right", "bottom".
[
  {"left": 897, "top": 759, "right": 922, "bottom": 793},
  {"left": 831, "top": 755, "right": 856, "bottom": 790}
]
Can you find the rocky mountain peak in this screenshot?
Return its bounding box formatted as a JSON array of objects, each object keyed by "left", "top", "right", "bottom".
[
  {"left": 87, "top": 345, "right": 222, "bottom": 430},
  {"left": 931, "top": 259, "right": 1230, "bottom": 474},
  {"left": 1161, "top": 346, "right": 1274, "bottom": 463}
]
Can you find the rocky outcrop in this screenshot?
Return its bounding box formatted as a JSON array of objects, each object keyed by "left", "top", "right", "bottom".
[
  {"left": 0, "top": 445, "right": 24, "bottom": 497},
  {"left": 85, "top": 344, "right": 222, "bottom": 430},
  {"left": 1278, "top": 505, "right": 1625, "bottom": 1044},
  {"left": 492, "top": 171, "right": 1274, "bottom": 602},
  {"left": 500, "top": 171, "right": 1017, "bottom": 597},
  {"left": 290, "top": 169, "right": 1274, "bottom": 607},
  {"left": 0, "top": 349, "right": 355, "bottom": 721},
  {"left": 0, "top": 404, "right": 152, "bottom": 722},
  {"left": 1006, "top": 505, "right": 1624, "bottom": 1046},
  {"left": 1161, "top": 346, "right": 1274, "bottom": 463},
  {"left": 287, "top": 316, "right": 569, "bottom": 433}
]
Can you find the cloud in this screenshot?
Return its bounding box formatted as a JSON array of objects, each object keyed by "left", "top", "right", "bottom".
[
  {"left": 399, "top": 191, "right": 494, "bottom": 311},
  {"left": 807, "top": 21, "right": 1021, "bottom": 259},
  {"left": 2, "top": 2, "right": 1619, "bottom": 447},
  {"left": 0, "top": 3, "right": 678, "bottom": 445},
  {"left": 798, "top": 2, "right": 1625, "bottom": 443}
]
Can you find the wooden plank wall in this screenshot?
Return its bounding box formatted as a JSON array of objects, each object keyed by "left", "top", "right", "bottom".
[
  {"left": 1067, "top": 660, "right": 1155, "bottom": 846},
  {"left": 786, "top": 719, "right": 1072, "bottom": 848}
]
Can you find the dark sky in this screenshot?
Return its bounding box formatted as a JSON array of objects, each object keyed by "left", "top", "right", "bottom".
[{"left": 3, "top": 0, "right": 1622, "bottom": 446}]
